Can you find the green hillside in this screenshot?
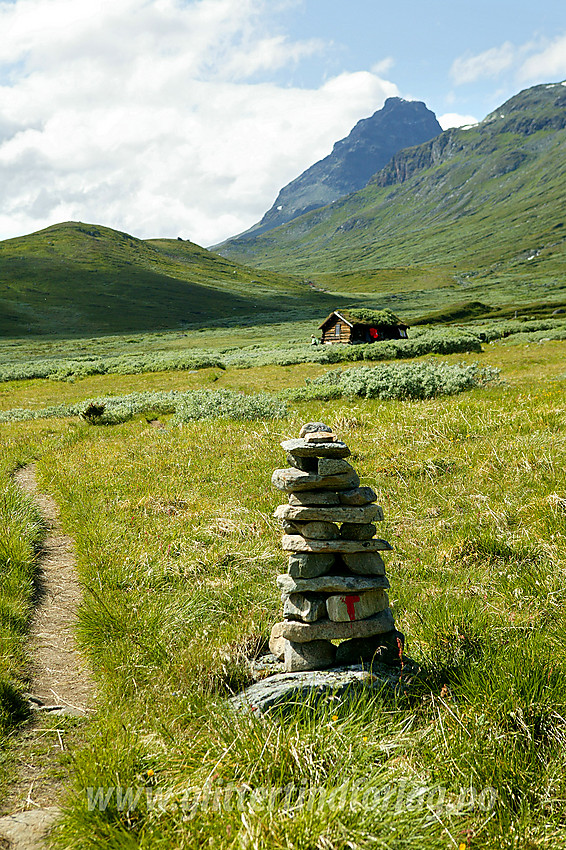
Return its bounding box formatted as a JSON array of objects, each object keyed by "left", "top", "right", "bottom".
[
  {"left": 217, "top": 83, "right": 566, "bottom": 310},
  {"left": 3, "top": 82, "right": 566, "bottom": 339},
  {"left": 0, "top": 221, "right": 336, "bottom": 336}
]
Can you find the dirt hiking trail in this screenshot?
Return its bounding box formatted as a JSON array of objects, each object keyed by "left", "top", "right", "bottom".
[{"left": 0, "top": 464, "right": 94, "bottom": 850}]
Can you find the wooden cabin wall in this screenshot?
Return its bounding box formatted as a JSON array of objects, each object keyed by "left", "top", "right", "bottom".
[{"left": 321, "top": 320, "right": 352, "bottom": 344}]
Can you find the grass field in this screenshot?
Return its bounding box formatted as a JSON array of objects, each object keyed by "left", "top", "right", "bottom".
[{"left": 1, "top": 333, "right": 566, "bottom": 848}]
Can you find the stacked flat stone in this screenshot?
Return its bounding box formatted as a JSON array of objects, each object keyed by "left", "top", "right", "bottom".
[{"left": 270, "top": 422, "right": 404, "bottom": 673}]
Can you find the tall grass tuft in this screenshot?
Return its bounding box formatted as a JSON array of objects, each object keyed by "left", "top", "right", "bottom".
[{"left": 0, "top": 480, "right": 44, "bottom": 733}]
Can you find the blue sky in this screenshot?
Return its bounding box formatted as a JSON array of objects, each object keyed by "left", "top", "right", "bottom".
[
  {"left": 0, "top": 0, "right": 565, "bottom": 245},
  {"left": 271, "top": 0, "right": 566, "bottom": 122}
]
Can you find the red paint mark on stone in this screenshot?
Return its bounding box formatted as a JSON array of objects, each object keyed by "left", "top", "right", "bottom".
[{"left": 343, "top": 594, "right": 360, "bottom": 621}]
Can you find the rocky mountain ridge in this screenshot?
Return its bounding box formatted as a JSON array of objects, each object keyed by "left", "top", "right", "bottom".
[{"left": 226, "top": 97, "right": 442, "bottom": 242}]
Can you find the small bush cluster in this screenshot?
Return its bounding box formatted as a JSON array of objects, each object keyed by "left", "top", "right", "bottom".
[
  {"left": 0, "top": 351, "right": 224, "bottom": 384},
  {"left": 284, "top": 361, "right": 501, "bottom": 402},
  {"left": 175, "top": 389, "right": 288, "bottom": 422},
  {"left": 497, "top": 328, "right": 566, "bottom": 345},
  {"left": 464, "top": 318, "right": 566, "bottom": 342},
  {"left": 222, "top": 329, "right": 483, "bottom": 369},
  {"left": 0, "top": 404, "right": 73, "bottom": 423},
  {"left": 0, "top": 389, "right": 287, "bottom": 425}
]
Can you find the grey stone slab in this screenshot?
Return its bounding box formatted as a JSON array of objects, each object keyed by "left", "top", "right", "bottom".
[
  {"left": 299, "top": 422, "right": 333, "bottom": 437},
  {"left": 283, "top": 592, "right": 326, "bottom": 622},
  {"left": 288, "top": 552, "right": 336, "bottom": 578},
  {"left": 281, "top": 608, "right": 395, "bottom": 642},
  {"left": 284, "top": 639, "right": 336, "bottom": 672},
  {"left": 285, "top": 453, "right": 318, "bottom": 473},
  {"left": 281, "top": 535, "right": 392, "bottom": 553},
  {"left": 339, "top": 487, "right": 378, "bottom": 506},
  {"left": 317, "top": 458, "right": 355, "bottom": 476},
  {"left": 304, "top": 432, "right": 336, "bottom": 443},
  {"left": 272, "top": 467, "right": 360, "bottom": 492},
  {"left": 275, "top": 504, "right": 380, "bottom": 524},
  {"left": 326, "top": 590, "right": 389, "bottom": 622},
  {"left": 340, "top": 522, "right": 376, "bottom": 540},
  {"left": 340, "top": 551, "right": 386, "bottom": 575},
  {"left": 282, "top": 438, "right": 350, "bottom": 458},
  {"left": 269, "top": 623, "right": 287, "bottom": 660},
  {"left": 289, "top": 491, "right": 340, "bottom": 507},
  {"left": 277, "top": 573, "right": 390, "bottom": 595},
  {"left": 297, "top": 520, "right": 340, "bottom": 540},
  {"left": 0, "top": 808, "right": 61, "bottom": 849}
]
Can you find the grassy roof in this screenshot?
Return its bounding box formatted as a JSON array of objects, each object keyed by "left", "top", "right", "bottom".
[{"left": 337, "top": 308, "right": 407, "bottom": 328}]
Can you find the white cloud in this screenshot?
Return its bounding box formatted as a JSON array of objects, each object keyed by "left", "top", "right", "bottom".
[
  {"left": 450, "top": 32, "right": 566, "bottom": 91},
  {"left": 438, "top": 113, "right": 479, "bottom": 130},
  {"left": 0, "top": 0, "right": 398, "bottom": 245},
  {"left": 450, "top": 42, "right": 516, "bottom": 85},
  {"left": 371, "top": 57, "right": 394, "bottom": 76},
  {"left": 519, "top": 34, "right": 566, "bottom": 82}
]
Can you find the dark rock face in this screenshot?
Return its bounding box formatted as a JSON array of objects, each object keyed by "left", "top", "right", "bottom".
[{"left": 233, "top": 98, "right": 442, "bottom": 239}]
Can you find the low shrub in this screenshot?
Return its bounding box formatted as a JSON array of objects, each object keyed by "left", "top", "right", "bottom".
[
  {"left": 463, "top": 318, "right": 566, "bottom": 343},
  {"left": 0, "top": 390, "right": 287, "bottom": 425},
  {"left": 0, "top": 404, "right": 73, "bottom": 423},
  {"left": 0, "top": 352, "right": 225, "bottom": 384},
  {"left": 74, "top": 392, "right": 179, "bottom": 424},
  {"left": 223, "top": 329, "right": 482, "bottom": 369},
  {"left": 284, "top": 361, "right": 501, "bottom": 402},
  {"left": 174, "top": 389, "right": 287, "bottom": 422}
]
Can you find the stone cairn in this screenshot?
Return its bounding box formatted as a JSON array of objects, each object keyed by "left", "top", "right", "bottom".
[{"left": 270, "top": 422, "right": 404, "bottom": 673}]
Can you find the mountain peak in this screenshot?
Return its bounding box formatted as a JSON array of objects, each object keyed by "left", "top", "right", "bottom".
[{"left": 222, "top": 97, "right": 442, "bottom": 244}]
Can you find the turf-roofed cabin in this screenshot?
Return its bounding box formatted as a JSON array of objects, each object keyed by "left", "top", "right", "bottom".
[{"left": 319, "top": 309, "right": 409, "bottom": 345}]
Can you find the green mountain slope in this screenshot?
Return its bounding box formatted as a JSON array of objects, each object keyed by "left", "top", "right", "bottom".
[
  {"left": 0, "top": 221, "right": 335, "bottom": 336},
  {"left": 217, "top": 83, "right": 566, "bottom": 306}
]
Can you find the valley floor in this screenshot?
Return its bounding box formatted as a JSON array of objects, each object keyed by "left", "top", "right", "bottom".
[{"left": 0, "top": 334, "right": 565, "bottom": 848}]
